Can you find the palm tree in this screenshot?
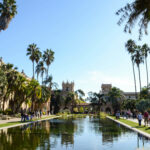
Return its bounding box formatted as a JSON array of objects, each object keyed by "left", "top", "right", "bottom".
[
  {"left": 36, "top": 61, "right": 46, "bottom": 85},
  {"left": 116, "top": 0, "right": 150, "bottom": 39},
  {"left": 26, "top": 43, "right": 40, "bottom": 79},
  {"left": 35, "top": 50, "right": 42, "bottom": 80},
  {"left": 75, "top": 89, "right": 85, "bottom": 100},
  {"left": 133, "top": 46, "right": 144, "bottom": 92},
  {"left": 88, "top": 92, "right": 105, "bottom": 113},
  {"left": 43, "top": 75, "right": 58, "bottom": 91},
  {"left": 141, "top": 44, "right": 150, "bottom": 88},
  {"left": 0, "top": 0, "right": 17, "bottom": 31},
  {"left": 43, "top": 49, "right": 55, "bottom": 77},
  {"left": 125, "top": 40, "right": 137, "bottom": 98}
]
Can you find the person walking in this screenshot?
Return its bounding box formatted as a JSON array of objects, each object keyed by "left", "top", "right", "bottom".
[
  {"left": 144, "top": 111, "right": 149, "bottom": 126},
  {"left": 137, "top": 112, "right": 143, "bottom": 126}
]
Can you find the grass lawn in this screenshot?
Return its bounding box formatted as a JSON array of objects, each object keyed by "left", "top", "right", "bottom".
[
  {"left": 0, "top": 115, "right": 56, "bottom": 128},
  {"left": 109, "top": 116, "right": 150, "bottom": 134}
]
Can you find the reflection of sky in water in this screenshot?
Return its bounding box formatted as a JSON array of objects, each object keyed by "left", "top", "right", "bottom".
[{"left": 0, "top": 116, "right": 150, "bottom": 150}]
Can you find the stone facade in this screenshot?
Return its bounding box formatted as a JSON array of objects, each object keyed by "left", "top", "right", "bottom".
[
  {"left": 101, "top": 84, "right": 137, "bottom": 99},
  {"left": 62, "top": 81, "right": 74, "bottom": 92},
  {"left": 101, "top": 84, "right": 112, "bottom": 95}
]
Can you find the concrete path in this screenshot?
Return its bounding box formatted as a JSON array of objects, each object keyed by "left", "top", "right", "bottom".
[
  {"left": 0, "top": 115, "right": 51, "bottom": 124},
  {"left": 0, "top": 118, "right": 20, "bottom": 124},
  {"left": 122, "top": 117, "right": 150, "bottom": 126}
]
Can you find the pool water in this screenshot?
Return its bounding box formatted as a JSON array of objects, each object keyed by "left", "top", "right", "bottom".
[{"left": 0, "top": 116, "right": 150, "bottom": 150}]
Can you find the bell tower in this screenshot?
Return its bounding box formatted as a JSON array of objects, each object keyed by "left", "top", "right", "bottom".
[{"left": 62, "top": 81, "right": 74, "bottom": 92}]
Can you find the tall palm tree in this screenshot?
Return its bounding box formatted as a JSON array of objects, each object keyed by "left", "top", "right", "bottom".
[
  {"left": 43, "top": 49, "right": 54, "bottom": 77},
  {"left": 26, "top": 43, "right": 40, "bottom": 79},
  {"left": 125, "top": 40, "right": 137, "bottom": 98},
  {"left": 36, "top": 61, "right": 46, "bottom": 85},
  {"left": 35, "top": 50, "right": 42, "bottom": 80},
  {"left": 133, "top": 46, "right": 144, "bottom": 92},
  {"left": 116, "top": 0, "right": 150, "bottom": 39},
  {"left": 141, "top": 44, "right": 150, "bottom": 88},
  {"left": 0, "top": 0, "right": 17, "bottom": 31}
]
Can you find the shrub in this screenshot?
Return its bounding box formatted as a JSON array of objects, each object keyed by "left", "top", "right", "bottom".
[
  {"left": 4, "top": 109, "right": 13, "bottom": 115},
  {"left": 73, "top": 107, "right": 78, "bottom": 113},
  {"left": 79, "top": 107, "right": 84, "bottom": 113},
  {"left": 58, "top": 109, "right": 71, "bottom": 115}
]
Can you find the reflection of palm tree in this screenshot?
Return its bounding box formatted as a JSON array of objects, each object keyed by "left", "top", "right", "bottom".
[{"left": 125, "top": 39, "right": 137, "bottom": 98}]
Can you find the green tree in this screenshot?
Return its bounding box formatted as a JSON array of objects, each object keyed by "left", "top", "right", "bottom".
[
  {"left": 108, "top": 87, "right": 125, "bottom": 113},
  {"left": 0, "top": 0, "right": 17, "bottom": 31},
  {"left": 116, "top": 0, "right": 150, "bottom": 39},
  {"left": 43, "top": 49, "right": 55, "bottom": 77},
  {"left": 27, "top": 79, "right": 41, "bottom": 111},
  {"left": 123, "top": 99, "right": 136, "bottom": 112},
  {"left": 140, "top": 86, "right": 150, "bottom": 99},
  {"left": 65, "top": 92, "right": 75, "bottom": 112},
  {"left": 87, "top": 92, "right": 106, "bottom": 113},
  {"left": 26, "top": 43, "right": 40, "bottom": 79},
  {"left": 125, "top": 39, "right": 137, "bottom": 98},
  {"left": 51, "top": 90, "right": 65, "bottom": 114},
  {"left": 75, "top": 89, "right": 85, "bottom": 100},
  {"left": 136, "top": 99, "right": 150, "bottom": 113}
]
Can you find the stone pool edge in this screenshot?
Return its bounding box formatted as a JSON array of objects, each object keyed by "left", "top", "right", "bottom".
[
  {"left": 107, "top": 116, "right": 150, "bottom": 139},
  {"left": 0, "top": 115, "right": 61, "bottom": 130}
]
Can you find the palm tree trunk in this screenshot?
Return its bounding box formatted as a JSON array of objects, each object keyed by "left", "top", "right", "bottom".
[
  {"left": 138, "top": 65, "right": 142, "bottom": 93},
  {"left": 47, "top": 66, "right": 49, "bottom": 78},
  {"left": 42, "top": 73, "right": 43, "bottom": 85},
  {"left": 145, "top": 57, "right": 149, "bottom": 88},
  {"left": 132, "top": 60, "right": 137, "bottom": 99},
  {"left": 33, "top": 61, "right": 35, "bottom": 79},
  {"left": 37, "top": 73, "right": 39, "bottom": 82}
]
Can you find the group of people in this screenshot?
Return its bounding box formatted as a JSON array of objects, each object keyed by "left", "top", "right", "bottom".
[
  {"left": 21, "top": 110, "right": 43, "bottom": 122},
  {"left": 137, "top": 111, "right": 150, "bottom": 126},
  {"left": 115, "top": 110, "right": 150, "bottom": 126}
]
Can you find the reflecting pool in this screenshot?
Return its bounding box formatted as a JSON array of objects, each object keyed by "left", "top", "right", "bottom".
[{"left": 0, "top": 116, "right": 150, "bottom": 150}]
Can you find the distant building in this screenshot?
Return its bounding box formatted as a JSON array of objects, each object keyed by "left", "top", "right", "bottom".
[
  {"left": 100, "top": 84, "right": 137, "bottom": 100},
  {"left": 101, "top": 84, "right": 112, "bottom": 95},
  {"left": 62, "top": 81, "right": 74, "bottom": 92}
]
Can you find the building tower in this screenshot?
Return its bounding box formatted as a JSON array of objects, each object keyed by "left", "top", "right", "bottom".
[
  {"left": 101, "top": 84, "right": 112, "bottom": 95},
  {"left": 62, "top": 81, "right": 74, "bottom": 92}
]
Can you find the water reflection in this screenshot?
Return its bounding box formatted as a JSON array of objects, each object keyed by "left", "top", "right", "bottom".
[{"left": 0, "top": 116, "right": 150, "bottom": 150}]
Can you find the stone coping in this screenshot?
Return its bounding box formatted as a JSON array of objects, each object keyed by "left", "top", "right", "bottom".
[{"left": 107, "top": 116, "right": 150, "bottom": 139}]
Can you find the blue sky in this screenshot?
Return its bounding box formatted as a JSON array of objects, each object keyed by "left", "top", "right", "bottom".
[{"left": 1, "top": 0, "right": 150, "bottom": 94}]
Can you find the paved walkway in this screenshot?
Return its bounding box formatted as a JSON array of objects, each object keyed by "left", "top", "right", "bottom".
[
  {"left": 0, "top": 115, "right": 50, "bottom": 124},
  {"left": 122, "top": 117, "right": 150, "bottom": 126},
  {"left": 0, "top": 117, "right": 20, "bottom": 124}
]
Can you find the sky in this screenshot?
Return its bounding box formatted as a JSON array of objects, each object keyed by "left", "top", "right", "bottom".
[{"left": 1, "top": 0, "right": 150, "bottom": 95}]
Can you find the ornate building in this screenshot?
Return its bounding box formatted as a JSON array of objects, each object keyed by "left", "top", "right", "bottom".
[
  {"left": 62, "top": 81, "right": 74, "bottom": 92},
  {"left": 101, "top": 84, "right": 137, "bottom": 100}
]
